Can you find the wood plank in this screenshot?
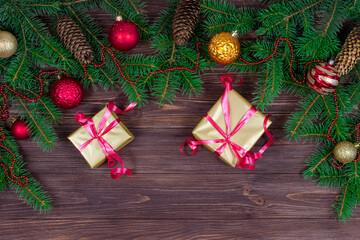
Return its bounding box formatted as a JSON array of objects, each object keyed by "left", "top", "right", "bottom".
[
  {"left": 1, "top": 0, "right": 356, "bottom": 238},
  {"left": 0, "top": 174, "right": 347, "bottom": 220},
  {"left": 1, "top": 219, "right": 360, "bottom": 239},
  {"left": 18, "top": 128, "right": 313, "bottom": 175}
]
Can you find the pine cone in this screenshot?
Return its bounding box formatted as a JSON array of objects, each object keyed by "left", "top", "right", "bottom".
[
  {"left": 172, "top": 0, "right": 200, "bottom": 45},
  {"left": 334, "top": 26, "right": 360, "bottom": 76},
  {"left": 56, "top": 17, "right": 94, "bottom": 64}
]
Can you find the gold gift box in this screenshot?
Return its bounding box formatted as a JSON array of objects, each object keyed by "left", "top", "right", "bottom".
[
  {"left": 192, "top": 89, "right": 271, "bottom": 167},
  {"left": 67, "top": 105, "right": 134, "bottom": 168}
]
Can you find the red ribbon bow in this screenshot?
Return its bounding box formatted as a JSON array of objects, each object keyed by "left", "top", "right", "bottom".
[
  {"left": 75, "top": 101, "right": 137, "bottom": 179},
  {"left": 181, "top": 74, "right": 273, "bottom": 169}
]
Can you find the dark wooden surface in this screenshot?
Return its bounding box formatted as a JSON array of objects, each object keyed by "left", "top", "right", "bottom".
[{"left": 2, "top": 1, "right": 360, "bottom": 239}]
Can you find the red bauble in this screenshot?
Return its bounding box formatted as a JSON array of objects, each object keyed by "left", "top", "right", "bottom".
[
  {"left": 51, "top": 77, "right": 84, "bottom": 109},
  {"left": 11, "top": 119, "right": 30, "bottom": 140},
  {"left": 307, "top": 62, "right": 340, "bottom": 95},
  {"left": 108, "top": 16, "right": 139, "bottom": 51}
]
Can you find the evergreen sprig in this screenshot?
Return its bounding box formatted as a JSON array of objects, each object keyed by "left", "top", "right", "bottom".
[
  {"left": 0, "top": 129, "right": 52, "bottom": 212},
  {"left": 0, "top": 0, "right": 149, "bottom": 212},
  {"left": 0, "top": 0, "right": 359, "bottom": 221},
  {"left": 146, "top": 0, "right": 211, "bottom": 105},
  {"left": 200, "top": 0, "right": 360, "bottom": 221},
  {"left": 303, "top": 117, "right": 360, "bottom": 222}
]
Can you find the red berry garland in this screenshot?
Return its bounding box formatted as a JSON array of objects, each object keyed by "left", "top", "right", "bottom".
[
  {"left": 0, "top": 69, "right": 71, "bottom": 188},
  {"left": 0, "top": 129, "right": 28, "bottom": 187},
  {"left": 82, "top": 42, "right": 206, "bottom": 84},
  {"left": 326, "top": 92, "right": 360, "bottom": 168},
  {"left": 235, "top": 38, "right": 352, "bottom": 168},
  {"left": 0, "top": 75, "right": 44, "bottom": 121},
  {"left": 237, "top": 37, "right": 326, "bottom": 84}
]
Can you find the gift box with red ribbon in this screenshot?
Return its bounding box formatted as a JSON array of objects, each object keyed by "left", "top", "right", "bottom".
[
  {"left": 181, "top": 75, "right": 273, "bottom": 169},
  {"left": 68, "top": 101, "right": 136, "bottom": 179}
]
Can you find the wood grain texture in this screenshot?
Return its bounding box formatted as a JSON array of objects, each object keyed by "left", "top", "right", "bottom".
[{"left": 1, "top": 0, "right": 360, "bottom": 239}]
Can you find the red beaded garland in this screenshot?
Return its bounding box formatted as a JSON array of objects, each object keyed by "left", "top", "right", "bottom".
[
  {"left": 0, "top": 70, "right": 64, "bottom": 187},
  {"left": 0, "top": 130, "right": 28, "bottom": 187},
  {"left": 238, "top": 37, "right": 326, "bottom": 85},
  {"left": 0, "top": 41, "right": 206, "bottom": 188},
  {"left": 0, "top": 70, "right": 69, "bottom": 187},
  {"left": 0, "top": 73, "right": 44, "bottom": 121},
  {"left": 327, "top": 92, "right": 339, "bottom": 145},
  {"left": 82, "top": 42, "right": 205, "bottom": 85},
  {"left": 328, "top": 92, "right": 360, "bottom": 169},
  {"left": 235, "top": 37, "right": 351, "bottom": 169}
]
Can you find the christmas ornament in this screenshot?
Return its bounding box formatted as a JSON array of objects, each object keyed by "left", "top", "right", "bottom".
[
  {"left": 11, "top": 119, "right": 30, "bottom": 140},
  {"left": 50, "top": 77, "right": 84, "bottom": 109},
  {"left": 334, "top": 26, "right": 360, "bottom": 76},
  {"left": 307, "top": 62, "right": 340, "bottom": 95},
  {"left": 108, "top": 16, "right": 140, "bottom": 51},
  {"left": 0, "top": 31, "right": 17, "bottom": 58},
  {"left": 172, "top": 0, "right": 200, "bottom": 45},
  {"left": 56, "top": 17, "right": 94, "bottom": 64},
  {"left": 208, "top": 31, "right": 240, "bottom": 65},
  {"left": 333, "top": 141, "right": 358, "bottom": 164}
]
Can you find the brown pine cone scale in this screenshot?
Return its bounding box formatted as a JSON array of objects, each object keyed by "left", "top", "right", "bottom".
[
  {"left": 334, "top": 26, "right": 360, "bottom": 76},
  {"left": 172, "top": 0, "right": 200, "bottom": 45},
  {"left": 56, "top": 17, "right": 94, "bottom": 64}
]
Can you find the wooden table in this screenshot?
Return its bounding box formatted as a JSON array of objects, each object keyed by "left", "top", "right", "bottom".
[{"left": 1, "top": 1, "right": 360, "bottom": 239}]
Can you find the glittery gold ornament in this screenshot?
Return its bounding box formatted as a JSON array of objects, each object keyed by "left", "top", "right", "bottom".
[
  {"left": 0, "top": 31, "right": 17, "bottom": 58},
  {"left": 333, "top": 141, "right": 358, "bottom": 164},
  {"left": 208, "top": 31, "right": 240, "bottom": 65}
]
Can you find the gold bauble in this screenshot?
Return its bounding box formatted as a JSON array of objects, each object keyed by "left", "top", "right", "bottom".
[
  {"left": 333, "top": 141, "right": 358, "bottom": 164},
  {"left": 0, "top": 31, "right": 18, "bottom": 58},
  {"left": 208, "top": 32, "right": 240, "bottom": 65}
]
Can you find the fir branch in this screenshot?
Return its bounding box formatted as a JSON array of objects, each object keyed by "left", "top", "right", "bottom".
[
  {"left": 200, "top": 0, "right": 240, "bottom": 17},
  {"left": 296, "top": 0, "right": 345, "bottom": 60},
  {"left": 16, "top": 7, "right": 67, "bottom": 62},
  {"left": 67, "top": 6, "right": 104, "bottom": 47},
  {"left": 102, "top": 0, "right": 149, "bottom": 34},
  {"left": 257, "top": 0, "right": 325, "bottom": 36},
  {"left": 11, "top": 23, "right": 28, "bottom": 84},
  {"left": 0, "top": 129, "right": 51, "bottom": 212},
  {"left": 160, "top": 71, "right": 172, "bottom": 103},
  {"left": 335, "top": 178, "right": 354, "bottom": 222},
  {"left": 15, "top": 97, "right": 58, "bottom": 151},
  {"left": 321, "top": 95, "right": 342, "bottom": 137},
  {"left": 346, "top": 67, "right": 360, "bottom": 108},
  {"left": 311, "top": 0, "right": 339, "bottom": 60},
  {"left": 309, "top": 151, "right": 333, "bottom": 174},
  {"left": 20, "top": 0, "right": 90, "bottom": 7},
  {"left": 14, "top": 88, "right": 62, "bottom": 123},
  {"left": 66, "top": 6, "right": 147, "bottom": 103},
  {"left": 287, "top": 94, "right": 320, "bottom": 139},
  {"left": 61, "top": 0, "right": 90, "bottom": 5},
  {"left": 302, "top": 124, "right": 330, "bottom": 143}
]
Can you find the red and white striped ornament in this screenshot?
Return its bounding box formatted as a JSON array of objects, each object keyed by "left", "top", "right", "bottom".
[{"left": 307, "top": 62, "right": 340, "bottom": 95}]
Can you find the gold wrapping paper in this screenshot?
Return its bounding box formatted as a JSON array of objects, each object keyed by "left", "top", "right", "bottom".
[
  {"left": 67, "top": 105, "right": 134, "bottom": 168},
  {"left": 192, "top": 89, "right": 271, "bottom": 167}
]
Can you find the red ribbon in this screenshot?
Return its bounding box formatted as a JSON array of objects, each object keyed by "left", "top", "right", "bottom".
[
  {"left": 181, "top": 75, "right": 273, "bottom": 169},
  {"left": 75, "top": 101, "right": 137, "bottom": 179}
]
